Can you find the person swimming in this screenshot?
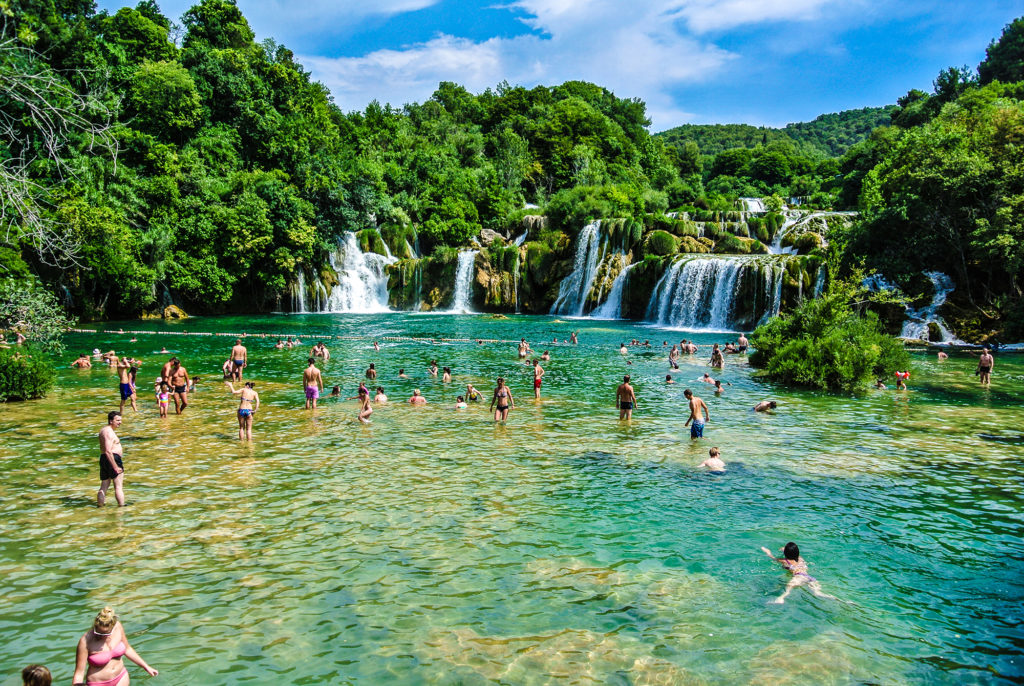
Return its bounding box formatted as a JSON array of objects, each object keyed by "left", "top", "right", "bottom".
[
  {"left": 761, "top": 542, "right": 838, "bottom": 604},
  {"left": 698, "top": 446, "right": 725, "bottom": 472}
]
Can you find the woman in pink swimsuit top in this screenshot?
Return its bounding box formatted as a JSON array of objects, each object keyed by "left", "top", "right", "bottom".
[{"left": 73, "top": 606, "right": 158, "bottom": 686}]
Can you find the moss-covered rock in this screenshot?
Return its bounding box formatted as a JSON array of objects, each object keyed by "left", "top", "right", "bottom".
[
  {"left": 679, "top": 236, "right": 711, "bottom": 254},
  {"left": 642, "top": 230, "right": 678, "bottom": 257},
  {"left": 356, "top": 228, "right": 388, "bottom": 256}
]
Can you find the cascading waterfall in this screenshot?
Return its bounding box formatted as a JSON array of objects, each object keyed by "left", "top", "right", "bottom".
[
  {"left": 591, "top": 263, "right": 636, "bottom": 319},
  {"left": 811, "top": 265, "right": 827, "bottom": 298},
  {"left": 514, "top": 231, "right": 528, "bottom": 247},
  {"left": 645, "top": 256, "right": 786, "bottom": 331},
  {"left": 768, "top": 211, "right": 801, "bottom": 254},
  {"left": 449, "top": 250, "right": 479, "bottom": 313},
  {"left": 901, "top": 271, "right": 963, "bottom": 343},
  {"left": 740, "top": 197, "right": 766, "bottom": 213},
  {"left": 293, "top": 271, "right": 308, "bottom": 313},
  {"left": 322, "top": 232, "right": 397, "bottom": 313},
  {"left": 550, "top": 221, "right": 607, "bottom": 316}
]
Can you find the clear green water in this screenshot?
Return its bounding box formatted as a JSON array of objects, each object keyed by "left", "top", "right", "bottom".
[{"left": 2, "top": 314, "right": 1023, "bottom": 685}]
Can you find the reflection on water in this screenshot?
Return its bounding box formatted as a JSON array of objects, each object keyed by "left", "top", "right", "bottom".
[{"left": 1, "top": 313, "right": 1022, "bottom": 684}]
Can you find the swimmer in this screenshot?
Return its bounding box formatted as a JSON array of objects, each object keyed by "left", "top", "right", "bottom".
[
  {"left": 737, "top": 333, "right": 749, "bottom": 353},
  {"left": 97, "top": 411, "right": 125, "bottom": 507},
  {"left": 73, "top": 607, "right": 158, "bottom": 686},
  {"left": 374, "top": 386, "right": 388, "bottom": 404},
  {"left": 490, "top": 377, "right": 514, "bottom": 421},
  {"left": 666, "top": 374, "right": 675, "bottom": 384},
  {"left": 129, "top": 336, "right": 137, "bottom": 343},
  {"left": 894, "top": 370, "right": 910, "bottom": 391},
  {"left": 169, "top": 359, "right": 190, "bottom": 414},
  {"left": 442, "top": 366, "right": 451, "bottom": 383},
  {"left": 684, "top": 389, "right": 709, "bottom": 439},
  {"left": 541, "top": 350, "right": 550, "bottom": 361},
  {"left": 116, "top": 356, "right": 136, "bottom": 413},
  {"left": 619, "top": 342, "right": 628, "bottom": 355},
  {"left": 330, "top": 386, "right": 341, "bottom": 397},
  {"left": 398, "top": 369, "right": 409, "bottom": 379},
  {"left": 71, "top": 353, "right": 92, "bottom": 369},
  {"left": 976, "top": 348, "right": 994, "bottom": 387},
  {"left": 356, "top": 387, "right": 372, "bottom": 424},
  {"left": 373, "top": 341, "right": 380, "bottom": 351},
  {"left": 698, "top": 446, "right": 725, "bottom": 472},
  {"left": 230, "top": 338, "right": 247, "bottom": 380},
  {"left": 157, "top": 382, "right": 170, "bottom": 417},
  {"left": 409, "top": 389, "right": 427, "bottom": 405},
  {"left": 303, "top": 357, "right": 324, "bottom": 409},
  {"left": 714, "top": 379, "right": 725, "bottom": 394},
  {"left": 937, "top": 350, "right": 948, "bottom": 360},
  {"left": 532, "top": 359, "right": 544, "bottom": 399},
  {"left": 274, "top": 339, "right": 284, "bottom": 349},
  {"left": 465, "top": 383, "right": 482, "bottom": 402},
  {"left": 455, "top": 395, "right": 468, "bottom": 410},
  {"left": 570, "top": 331, "right": 578, "bottom": 344},
  {"left": 874, "top": 379, "right": 887, "bottom": 390},
  {"left": 159, "top": 346, "right": 169, "bottom": 354},
  {"left": 428, "top": 361, "right": 438, "bottom": 377},
  {"left": 754, "top": 400, "right": 777, "bottom": 412},
  {"left": 221, "top": 358, "right": 233, "bottom": 380},
  {"left": 761, "top": 542, "right": 837, "bottom": 604},
  {"left": 698, "top": 373, "right": 715, "bottom": 384},
  {"left": 226, "top": 381, "right": 259, "bottom": 440},
  {"left": 366, "top": 363, "right": 377, "bottom": 380},
  {"left": 21, "top": 664, "right": 51, "bottom": 686},
  {"left": 709, "top": 344, "right": 724, "bottom": 369},
  {"left": 616, "top": 375, "right": 637, "bottom": 420}
]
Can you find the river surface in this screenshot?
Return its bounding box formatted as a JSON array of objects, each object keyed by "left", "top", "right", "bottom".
[{"left": 2, "top": 313, "right": 1023, "bottom": 685}]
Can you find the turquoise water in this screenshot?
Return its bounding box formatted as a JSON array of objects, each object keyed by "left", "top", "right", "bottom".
[{"left": 1, "top": 313, "right": 1023, "bottom": 684}]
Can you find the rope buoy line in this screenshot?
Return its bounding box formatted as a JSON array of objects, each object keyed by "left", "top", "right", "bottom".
[{"left": 67, "top": 329, "right": 526, "bottom": 345}]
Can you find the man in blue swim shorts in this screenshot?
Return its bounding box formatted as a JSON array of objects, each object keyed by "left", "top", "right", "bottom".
[{"left": 684, "top": 388, "right": 709, "bottom": 439}]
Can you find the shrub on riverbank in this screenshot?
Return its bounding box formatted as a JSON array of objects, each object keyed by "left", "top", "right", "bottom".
[
  {"left": 750, "top": 279, "right": 909, "bottom": 391},
  {"left": 0, "top": 348, "right": 55, "bottom": 401}
]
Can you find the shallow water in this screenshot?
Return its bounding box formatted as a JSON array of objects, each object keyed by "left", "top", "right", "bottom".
[{"left": 2, "top": 313, "right": 1023, "bottom": 685}]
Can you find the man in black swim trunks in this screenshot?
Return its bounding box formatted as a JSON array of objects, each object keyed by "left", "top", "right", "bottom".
[
  {"left": 977, "top": 348, "right": 994, "bottom": 388},
  {"left": 98, "top": 411, "right": 125, "bottom": 507},
  {"left": 616, "top": 375, "right": 637, "bottom": 420}
]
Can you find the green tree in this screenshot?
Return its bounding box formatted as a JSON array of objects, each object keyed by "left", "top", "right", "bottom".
[{"left": 978, "top": 17, "right": 1024, "bottom": 85}]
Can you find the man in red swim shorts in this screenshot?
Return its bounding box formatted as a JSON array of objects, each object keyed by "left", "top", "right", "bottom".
[{"left": 532, "top": 358, "right": 545, "bottom": 399}]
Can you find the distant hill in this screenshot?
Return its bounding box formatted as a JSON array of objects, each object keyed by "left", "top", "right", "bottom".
[{"left": 655, "top": 106, "right": 896, "bottom": 158}]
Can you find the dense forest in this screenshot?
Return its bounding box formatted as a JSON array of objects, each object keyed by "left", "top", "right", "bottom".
[{"left": 1, "top": 2, "right": 1023, "bottom": 341}]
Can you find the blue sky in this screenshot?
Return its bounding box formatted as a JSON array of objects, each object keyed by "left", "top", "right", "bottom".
[{"left": 96, "top": 0, "right": 1022, "bottom": 131}]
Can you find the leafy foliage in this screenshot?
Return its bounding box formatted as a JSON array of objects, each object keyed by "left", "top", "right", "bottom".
[
  {"left": 0, "top": 346, "right": 55, "bottom": 401},
  {"left": 749, "top": 278, "right": 910, "bottom": 391}
]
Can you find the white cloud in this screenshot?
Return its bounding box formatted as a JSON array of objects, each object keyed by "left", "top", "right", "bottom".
[
  {"left": 674, "top": 0, "right": 838, "bottom": 33},
  {"left": 302, "top": 3, "right": 738, "bottom": 128}
]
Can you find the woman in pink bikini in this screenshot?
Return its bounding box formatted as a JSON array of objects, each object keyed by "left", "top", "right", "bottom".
[{"left": 73, "top": 607, "right": 157, "bottom": 686}]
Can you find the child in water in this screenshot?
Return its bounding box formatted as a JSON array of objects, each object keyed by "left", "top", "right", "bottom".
[
  {"left": 157, "top": 382, "right": 170, "bottom": 418},
  {"left": 761, "top": 542, "right": 837, "bottom": 604},
  {"left": 455, "top": 395, "right": 468, "bottom": 410}
]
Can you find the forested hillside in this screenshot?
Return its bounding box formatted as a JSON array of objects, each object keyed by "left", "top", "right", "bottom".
[
  {"left": 1, "top": 1, "right": 1023, "bottom": 339},
  {"left": 656, "top": 106, "right": 895, "bottom": 158}
]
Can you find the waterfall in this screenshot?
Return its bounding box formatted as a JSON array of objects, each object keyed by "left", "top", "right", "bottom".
[
  {"left": 550, "top": 220, "right": 605, "bottom": 316},
  {"left": 321, "top": 232, "right": 397, "bottom": 313},
  {"left": 405, "top": 240, "right": 418, "bottom": 259},
  {"left": 293, "top": 271, "right": 308, "bottom": 313},
  {"left": 449, "top": 250, "right": 479, "bottom": 313},
  {"left": 514, "top": 231, "right": 528, "bottom": 246},
  {"left": 768, "top": 212, "right": 801, "bottom": 254},
  {"left": 645, "top": 256, "right": 785, "bottom": 331},
  {"left": 591, "top": 263, "right": 636, "bottom": 319},
  {"left": 812, "top": 265, "right": 827, "bottom": 298},
  {"left": 901, "top": 271, "right": 963, "bottom": 343},
  {"left": 740, "top": 197, "right": 766, "bottom": 213}
]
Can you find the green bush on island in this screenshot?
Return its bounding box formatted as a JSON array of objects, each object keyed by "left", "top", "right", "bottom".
[
  {"left": 0, "top": 347, "right": 55, "bottom": 402},
  {"left": 749, "top": 278, "right": 910, "bottom": 391},
  {"left": 642, "top": 230, "right": 678, "bottom": 256}
]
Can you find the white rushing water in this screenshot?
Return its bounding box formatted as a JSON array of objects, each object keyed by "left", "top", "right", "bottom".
[
  {"left": 322, "top": 232, "right": 396, "bottom": 313},
  {"left": 645, "top": 256, "right": 785, "bottom": 331},
  {"left": 550, "top": 220, "right": 606, "bottom": 316},
  {"left": 767, "top": 211, "right": 801, "bottom": 255},
  {"left": 293, "top": 271, "right": 308, "bottom": 313},
  {"left": 513, "top": 231, "right": 528, "bottom": 247},
  {"left": 590, "top": 263, "right": 636, "bottom": 320},
  {"left": 740, "top": 197, "right": 766, "bottom": 213},
  {"left": 448, "top": 250, "right": 479, "bottom": 313},
  {"left": 901, "top": 271, "right": 964, "bottom": 343}
]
